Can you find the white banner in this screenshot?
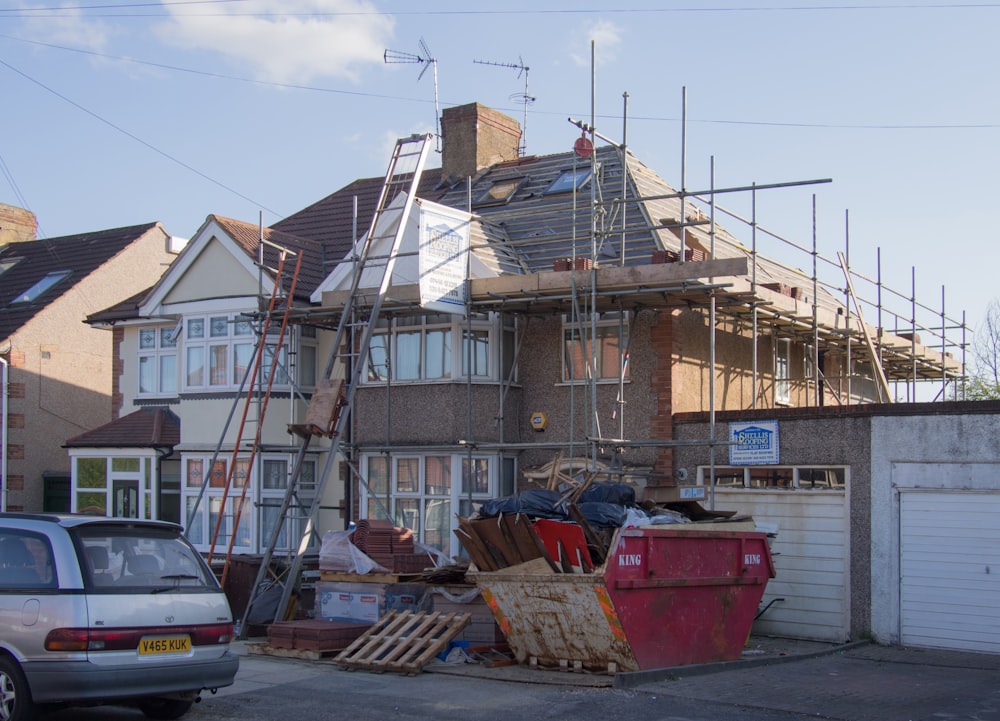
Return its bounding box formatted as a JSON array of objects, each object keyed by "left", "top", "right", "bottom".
[{"left": 418, "top": 202, "right": 471, "bottom": 314}]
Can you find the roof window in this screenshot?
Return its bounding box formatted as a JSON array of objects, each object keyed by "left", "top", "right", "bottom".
[
  {"left": 0, "top": 257, "right": 22, "bottom": 277},
  {"left": 544, "top": 168, "right": 592, "bottom": 195},
  {"left": 11, "top": 270, "right": 71, "bottom": 304},
  {"left": 474, "top": 177, "right": 527, "bottom": 207}
]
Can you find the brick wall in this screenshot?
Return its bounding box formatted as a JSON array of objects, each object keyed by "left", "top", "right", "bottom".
[
  {"left": 112, "top": 326, "right": 124, "bottom": 417},
  {"left": 440, "top": 103, "right": 521, "bottom": 180},
  {"left": 648, "top": 309, "right": 677, "bottom": 481}
]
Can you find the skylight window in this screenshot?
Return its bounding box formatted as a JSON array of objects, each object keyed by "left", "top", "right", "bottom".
[
  {"left": 474, "top": 177, "right": 526, "bottom": 207},
  {"left": 0, "top": 258, "right": 22, "bottom": 277},
  {"left": 544, "top": 168, "right": 592, "bottom": 195},
  {"left": 12, "top": 270, "right": 71, "bottom": 304}
]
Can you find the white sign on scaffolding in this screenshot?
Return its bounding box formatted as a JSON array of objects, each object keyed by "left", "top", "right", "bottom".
[
  {"left": 418, "top": 202, "right": 471, "bottom": 315},
  {"left": 728, "top": 420, "right": 780, "bottom": 465}
]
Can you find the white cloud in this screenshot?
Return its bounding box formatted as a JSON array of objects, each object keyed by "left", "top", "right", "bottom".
[
  {"left": 20, "top": 3, "right": 112, "bottom": 52},
  {"left": 571, "top": 19, "right": 622, "bottom": 68},
  {"left": 156, "top": 0, "right": 395, "bottom": 84}
]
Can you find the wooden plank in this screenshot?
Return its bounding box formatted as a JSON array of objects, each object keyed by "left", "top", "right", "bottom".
[
  {"left": 402, "top": 614, "right": 470, "bottom": 671},
  {"left": 502, "top": 514, "right": 542, "bottom": 563},
  {"left": 470, "top": 518, "right": 522, "bottom": 568},
  {"left": 566, "top": 503, "right": 606, "bottom": 567},
  {"left": 455, "top": 518, "right": 498, "bottom": 571}
]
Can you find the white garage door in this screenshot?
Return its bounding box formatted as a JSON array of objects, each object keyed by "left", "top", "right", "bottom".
[
  {"left": 715, "top": 489, "right": 849, "bottom": 643},
  {"left": 900, "top": 490, "right": 1000, "bottom": 653}
]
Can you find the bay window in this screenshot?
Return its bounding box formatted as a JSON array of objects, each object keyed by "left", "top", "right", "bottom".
[
  {"left": 563, "top": 313, "right": 629, "bottom": 382},
  {"left": 360, "top": 453, "right": 512, "bottom": 557},
  {"left": 366, "top": 313, "right": 506, "bottom": 383},
  {"left": 182, "top": 453, "right": 315, "bottom": 553},
  {"left": 178, "top": 314, "right": 312, "bottom": 392}
]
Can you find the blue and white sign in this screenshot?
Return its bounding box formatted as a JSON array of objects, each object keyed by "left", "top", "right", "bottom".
[
  {"left": 729, "top": 420, "right": 780, "bottom": 465},
  {"left": 418, "top": 203, "right": 470, "bottom": 314}
]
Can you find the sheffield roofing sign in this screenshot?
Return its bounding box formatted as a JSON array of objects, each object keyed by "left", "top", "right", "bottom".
[{"left": 729, "top": 420, "right": 780, "bottom": 465}]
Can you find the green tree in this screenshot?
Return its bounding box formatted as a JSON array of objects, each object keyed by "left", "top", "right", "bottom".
[{"left": 967, "top": 299, "right": 1000, "bottom": 400}]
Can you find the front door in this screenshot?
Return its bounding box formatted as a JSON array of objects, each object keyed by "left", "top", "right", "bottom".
[{"left": 113, "top": 479, "right": 140, "bottom": 518}]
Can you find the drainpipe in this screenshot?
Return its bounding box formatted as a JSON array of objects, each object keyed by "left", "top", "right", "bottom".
[{"left": 1, "top": 355, "right": 8, "bottom": 513}]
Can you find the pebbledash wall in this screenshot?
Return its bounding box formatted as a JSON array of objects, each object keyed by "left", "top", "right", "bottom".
[{"left": 673, "top": 400, "right": 1000, "bottom": 648}]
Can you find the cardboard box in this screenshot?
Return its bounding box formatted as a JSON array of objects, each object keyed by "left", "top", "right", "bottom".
[{"left": 316, "top": 581, "right": 427, "bottom": 623}]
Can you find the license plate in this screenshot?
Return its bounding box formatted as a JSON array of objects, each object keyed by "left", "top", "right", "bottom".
[{"left": 139, "top": 636, "right": 191, "bottom": 655}]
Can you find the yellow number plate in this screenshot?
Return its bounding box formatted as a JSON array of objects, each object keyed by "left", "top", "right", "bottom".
[{"left": 139, "top": 636, "right": 191, "bottom": 655}]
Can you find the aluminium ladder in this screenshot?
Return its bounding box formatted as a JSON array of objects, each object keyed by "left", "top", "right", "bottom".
[{"left": 237, "top": 133, "right": 434, "bottom": 634}]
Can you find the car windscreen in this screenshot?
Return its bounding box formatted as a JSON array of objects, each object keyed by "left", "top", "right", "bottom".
[{"left": 73, "top": 524, "right": 220, "bottom": 593}]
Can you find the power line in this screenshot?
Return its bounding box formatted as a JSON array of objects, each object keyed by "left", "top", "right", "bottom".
[
  {"left": 4, "top": 34, "right": 999, "bottom": 131},
  {"left": 4, "top": 3, "right": 1000, "bottom": 17},
  {"left": 0, "top": 56, "right": 280, "bottom": 217}
]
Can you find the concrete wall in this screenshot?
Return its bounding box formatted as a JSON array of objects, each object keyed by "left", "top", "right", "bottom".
[
  {"left": 674, "top": 406, "right": 873, "bottom": 640},
  {"left": 676, "top": 401, "right": 1000, "bottom": 643},
  {"left": 869, "top": 406, "right": 1000, "bottom": 645}
]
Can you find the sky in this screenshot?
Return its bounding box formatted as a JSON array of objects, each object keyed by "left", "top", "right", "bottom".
[{"left": 1, "top": 1, "right": 997, "bottom": 364}]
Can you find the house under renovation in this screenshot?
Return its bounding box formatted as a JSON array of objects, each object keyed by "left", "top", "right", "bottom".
[{"left": 74, "top": 102, "right": 968, "bottom": 646}]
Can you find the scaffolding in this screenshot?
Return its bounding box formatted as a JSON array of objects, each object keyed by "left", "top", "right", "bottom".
[{"left": 228, "top": 96, "right": 965, "bottom": 628}]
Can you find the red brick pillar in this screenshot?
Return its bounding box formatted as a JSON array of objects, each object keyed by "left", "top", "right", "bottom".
[{"left": 648, "top": 309, "right": 677, "bottom": 482}]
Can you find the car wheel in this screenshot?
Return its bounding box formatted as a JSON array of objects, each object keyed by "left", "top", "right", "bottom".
[
  {"left": 0, "top": 656, "right": 34, "bottom": 721},
  {"left": 137, "top": 698, "right": 195, "bottom": 720}
]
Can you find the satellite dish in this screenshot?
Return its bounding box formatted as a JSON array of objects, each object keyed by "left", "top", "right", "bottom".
[{"left": 574, "top": 133, "right": 593, "bottom": 158}]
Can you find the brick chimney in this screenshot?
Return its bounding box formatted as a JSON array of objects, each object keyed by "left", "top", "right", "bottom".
[
  {"left": 0, "top": 203, "right": 38, "bottom": 246},
  {"left": 440, "top": 103, "right": 521, "bottom": 181}
]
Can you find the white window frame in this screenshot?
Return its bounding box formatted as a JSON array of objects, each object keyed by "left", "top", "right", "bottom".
[
  {"left": 360, "top": 453, "right": 508, "bottom": 557},
  {"left": 69, "top": 450, "right": 157, "bottom": 520},
  {"left": 182, "top": 314, "right": 300, "bottom": 392},
  {"left": 364, "top": 313, "right": 501, "bottom": 384},
  {"left": 774, "top": 336, "right": 792, "bottom": 405},
  {"left": 181, "top": 453, "right": 315, "bottom": 554},
  {"left": 137, "top": 324, "right": 179, "bottom": 397},
  {"left": 562, "top": 313, "right": 629, "bottom": 383}
]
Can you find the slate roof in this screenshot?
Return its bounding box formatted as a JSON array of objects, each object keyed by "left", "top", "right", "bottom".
[
  {"left": 289, "top": 144, "right": 837, "bottom": 313},
  {"left": 63, "top": 407, "right": 180, "bottom": 449},
  {"left": 273, "top": 169, "right": 449, "bottom": 261},
  {"left": 0, "top": 222, "right": 162, "bottom": 340}
]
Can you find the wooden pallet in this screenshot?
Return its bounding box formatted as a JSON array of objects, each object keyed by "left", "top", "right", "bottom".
[
  {"left": 245, "top": 642, "right": 342, "bottom": 662},
  {"left": 333, "top": 610, "right": 471, "bottom": 675}
]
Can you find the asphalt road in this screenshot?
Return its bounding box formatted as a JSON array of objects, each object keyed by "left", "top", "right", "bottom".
[{"left": 44, "top": 641, "right": 1000, "bottom": 721}]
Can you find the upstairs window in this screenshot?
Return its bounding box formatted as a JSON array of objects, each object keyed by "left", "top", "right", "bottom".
[
  {"left": 366, "top": 313, "right": 502, "bottom": 383},
  {"left": 774, "top": 337, "right": 792, "bottom": 405},
  {"left": 138, "top": 325, "right": 178, "bottom": 396},
  {"left": 12, "top": 270, "right": 71, "bottom": 304},
  {"left": 563, "top": 314, "right": 629, "bottom": 383},
  {"left": 182, "top": 314, "right": 300, "bottom": 392}
]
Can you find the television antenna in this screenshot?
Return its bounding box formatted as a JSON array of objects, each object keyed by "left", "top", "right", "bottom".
[
  {"left": 384, "top": 38, "right": 441, "bottom": 151},
  {"left": 473, "top": 57, "right": 535, "bottom": 155}
]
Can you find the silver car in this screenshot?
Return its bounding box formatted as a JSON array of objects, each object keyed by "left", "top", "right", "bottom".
[{"left": 0, "top": 513, "right": 239, "bottom": 720}]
